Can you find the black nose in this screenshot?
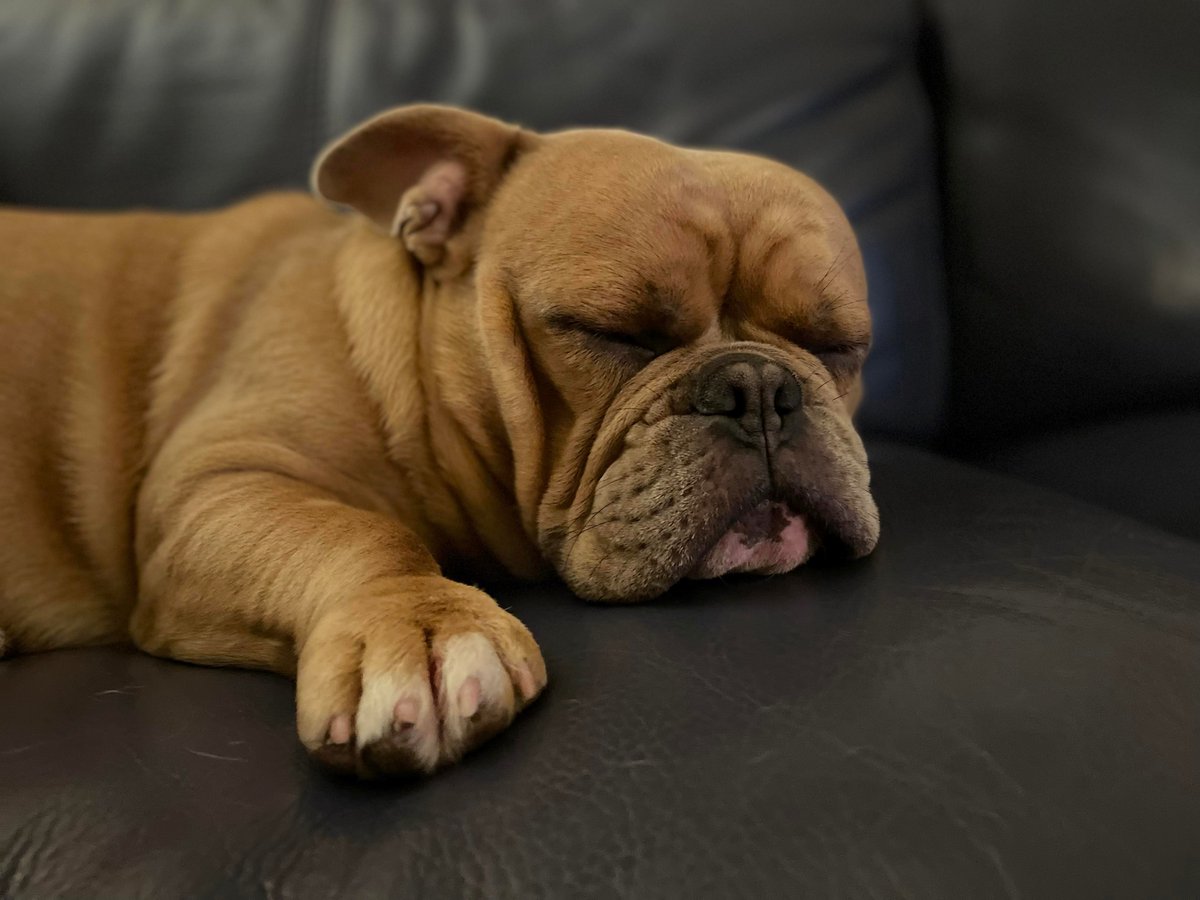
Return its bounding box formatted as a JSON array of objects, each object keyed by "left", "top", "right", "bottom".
[{"left": 691, "top": 351, "right": 802, "bottom": 439}]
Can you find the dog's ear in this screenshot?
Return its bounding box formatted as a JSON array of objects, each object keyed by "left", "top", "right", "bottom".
[{"left": 312, "top": 105, "right": 536, "bottom": 272}]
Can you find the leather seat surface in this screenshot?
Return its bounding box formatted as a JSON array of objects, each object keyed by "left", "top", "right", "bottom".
[
  {"left": 980, "top": 408, "right": 1200, "bottom": 542},
  {"left": 3, "top": 444, "right": 1198, "bottom": 899}
]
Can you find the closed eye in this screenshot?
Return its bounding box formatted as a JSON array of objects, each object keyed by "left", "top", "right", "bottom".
[
  {"left": 549, "top": 314, "right": 675, "bottom": 359},
  {"left": 813, "top": 341, "right": 869, "bottom": 371}
]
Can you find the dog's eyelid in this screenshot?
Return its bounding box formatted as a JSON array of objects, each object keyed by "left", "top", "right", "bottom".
[
  {"left": 812, "top": 340, "right": 870, "bottom": 367},
  {"left": 593, "top": 327, "right": 663, "bottom": 357},
  {"left": 545, "top": 311, "right": 615, "bottom": 337},
  {"left": 546, "top": 312, "right": 670, "bottom": 357},
  {"left": 817, "top": 340, "right": 869, "bottom": 355}
]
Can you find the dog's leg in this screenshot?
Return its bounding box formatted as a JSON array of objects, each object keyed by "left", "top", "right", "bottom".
[
  {"left": 0, "top": 569, "right": 126, "bottom": 657},
  {"left": 132, "top": 470, "right": 546, "bottom": 778}
]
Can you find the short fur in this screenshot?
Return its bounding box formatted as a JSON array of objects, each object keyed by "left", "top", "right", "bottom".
[{"left": 0, "top": 105, "right": 877, "bottom": 777}]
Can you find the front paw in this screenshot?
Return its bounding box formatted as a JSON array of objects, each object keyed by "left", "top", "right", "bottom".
[{"left": 296, "top": 577, "right": 546, "bottom": 778}]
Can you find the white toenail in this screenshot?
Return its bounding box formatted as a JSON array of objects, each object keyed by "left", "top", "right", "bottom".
[
  {"left": 458, "top": 677, "right": 481, "bottom": 718},
  {"left": 393, "top": 697, "right": 420, "bottom": 728},
  {"left": 516, "top": 662, "right": 537, "bottom": 701},
  {"left": 328, "top": 714, "right": 353, "bottom": 745}
]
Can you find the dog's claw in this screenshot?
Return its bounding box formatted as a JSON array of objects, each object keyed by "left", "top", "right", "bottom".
[
  {"left": 327, "top": 713, "right": 353, "bottom": 745},
  {"left": 458, "top": 676, "right": 481, "bottom": 718},
  {"left": 393, "top": 697, "right": 420, "bottom": 730},
  {"left": 515, "top": 661, "right": 538, "bottom": 702}
]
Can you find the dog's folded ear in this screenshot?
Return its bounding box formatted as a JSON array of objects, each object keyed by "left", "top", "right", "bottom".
[{"left": 312, "top": 105, "right": 537, "bottom": 272}]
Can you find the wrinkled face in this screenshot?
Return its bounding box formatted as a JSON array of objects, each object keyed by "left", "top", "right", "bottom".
[{"left": 480, "top": 131, "right": 879, "bottom": 601}]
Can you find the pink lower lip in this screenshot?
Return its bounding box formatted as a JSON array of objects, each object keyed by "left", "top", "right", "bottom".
[{"left": 688, "top": 501, "right": 812, "bottom": 580}]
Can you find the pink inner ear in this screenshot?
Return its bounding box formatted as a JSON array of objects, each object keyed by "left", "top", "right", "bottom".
[{"left": 392, "top": 160, "right": 470, "bottom": 242}]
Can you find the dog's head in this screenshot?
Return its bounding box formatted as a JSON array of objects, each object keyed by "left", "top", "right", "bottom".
[{"left": 314, "top": 105, "right": 879, "bottom": 601}]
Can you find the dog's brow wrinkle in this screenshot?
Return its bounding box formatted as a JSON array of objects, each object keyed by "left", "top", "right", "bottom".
[
  {"left": 668, "top": 215, "right": 720, "bottom": 257},
  {"left": 669, "top": 214, "right": 730, "bottom": 299},
  {"left": 753, "top": 232, "right": 792, "bottom": 275}
]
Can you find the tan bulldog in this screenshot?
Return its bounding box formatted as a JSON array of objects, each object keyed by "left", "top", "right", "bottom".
[{"left": 0, "top": 105, "right": 879, "bottom": 777}]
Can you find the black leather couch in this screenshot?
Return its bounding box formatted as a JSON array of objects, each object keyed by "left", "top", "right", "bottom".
[{"left": 2, "top": 2, "right": 1198, "bottom": 897}]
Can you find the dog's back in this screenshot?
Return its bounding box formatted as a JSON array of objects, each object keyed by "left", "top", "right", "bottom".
[{"left": 0, "top": 196, "right": 335, "bottom": 653}]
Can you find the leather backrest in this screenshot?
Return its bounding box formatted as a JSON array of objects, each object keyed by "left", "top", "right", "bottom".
[
  {"left": 0, "top": 0, "right": 948, "bottom": 440},
  {"left": 931, "top": 0, "right": 1200, "bottom": 445}
]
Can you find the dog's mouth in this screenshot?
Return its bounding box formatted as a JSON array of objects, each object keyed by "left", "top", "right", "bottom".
[
  {"left": 687, "top": 500, "right": 812, "bottom": 580},
  {"left": 551, "top": 416, "right": 880, "bottom": 602}
]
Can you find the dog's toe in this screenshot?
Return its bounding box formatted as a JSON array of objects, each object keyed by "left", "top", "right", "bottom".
[{"left": 434, "top": 631, "right": 519, "bottom": 762}]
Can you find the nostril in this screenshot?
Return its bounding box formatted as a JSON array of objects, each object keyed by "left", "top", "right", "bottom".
[
  {"left": 774, "top": 373, "right": 802, "bottom": 415},
  {"left": 693, "top": 379, "right": 742, "bottom": 417},
  {"left": 728, "top": 385, "right": 747, "bottom": 419}
]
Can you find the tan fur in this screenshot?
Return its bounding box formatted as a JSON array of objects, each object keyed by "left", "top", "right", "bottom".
[{"left": 0, "top": 105, "right": 876, "bottom": 776}]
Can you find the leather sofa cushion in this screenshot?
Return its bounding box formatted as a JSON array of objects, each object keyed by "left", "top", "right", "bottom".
[
  {"left": 0, "top": 0, "right": 948, "bottom": 440},
  {"left": 3, "top": 443, "right": 1198, "bottom": 897},
  {"left": 932, "top": 0, "right": 1200, "bottom": 444},
  {"left": 977, "top": 408, "right": 1200, "bottom": 541}
]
